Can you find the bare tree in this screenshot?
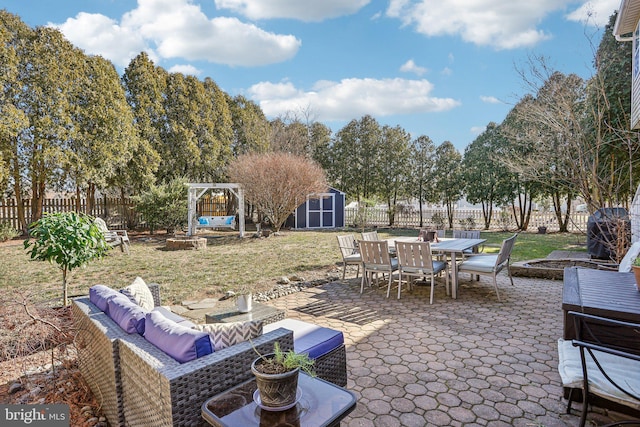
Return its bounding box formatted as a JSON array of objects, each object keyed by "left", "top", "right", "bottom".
[{"left": 228, "top": 152, "right": 328, "bottom": 232}]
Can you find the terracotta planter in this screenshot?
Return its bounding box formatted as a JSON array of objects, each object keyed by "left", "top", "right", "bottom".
[
  {"left": 251, "top": 354, "right": 299, "bottom": 409},
  {"left": 633, "top": 266, "right": 640, "bottom": 291}
]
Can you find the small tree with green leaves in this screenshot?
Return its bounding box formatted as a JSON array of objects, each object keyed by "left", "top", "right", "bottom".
[{"left": 24, "top": 212, "right": 110, "bottom": 306}]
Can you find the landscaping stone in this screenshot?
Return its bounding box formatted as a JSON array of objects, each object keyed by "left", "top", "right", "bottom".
[{"left": 185, "top": 298, "right": 217, "bottom": 310}]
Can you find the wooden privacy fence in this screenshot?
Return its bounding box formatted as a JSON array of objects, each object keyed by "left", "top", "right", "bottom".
[
  {"left": 345, "top": 207, "right": 590, "bottom": 233},
  {"left": 0, "top": 197, "right": 136, "bottom": 229}
]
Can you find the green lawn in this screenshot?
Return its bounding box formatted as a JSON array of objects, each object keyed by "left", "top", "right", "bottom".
[{"left": 0, "top": 229, "right": 586, "bottom": 306}]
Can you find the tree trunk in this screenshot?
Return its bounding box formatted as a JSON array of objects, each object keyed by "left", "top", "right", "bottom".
[
  {"left": 62, "top": 267, "right": 68, "bottom": 306},
  {"left": 87, "top": 183, "right": 95, "bottom": 215},
  {"left": 446, "top": 200, "right": 454, "bottom": 229},
  {"left": 12, "top": 179, "right": 27, "bottom": 234},
  {"left": 75, "top": 186, "right": 82, "bottom": 212},
  {"left": 31, "top": 180, "right": 45, "bottom": 224}
]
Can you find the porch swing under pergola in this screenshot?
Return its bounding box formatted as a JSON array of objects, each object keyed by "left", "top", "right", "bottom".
[{"left": 186, "top": 183, "right": 245, "bottom": 237}]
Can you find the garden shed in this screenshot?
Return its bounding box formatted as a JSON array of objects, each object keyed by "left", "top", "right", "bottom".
[{"left": 286, "top": 187, "right": 345, "bottom": 229}]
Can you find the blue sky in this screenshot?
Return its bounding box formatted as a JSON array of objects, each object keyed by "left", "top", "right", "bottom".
[{"left": 2, "top": 0, "right": 622, "bottom": 151}]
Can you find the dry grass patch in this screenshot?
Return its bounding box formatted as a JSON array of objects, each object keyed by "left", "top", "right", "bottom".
[{"left": 0, "top": 230, "right": 344, "bottom": 305}]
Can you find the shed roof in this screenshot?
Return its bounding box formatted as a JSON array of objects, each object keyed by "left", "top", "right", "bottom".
[{"left": 614, "top": 0, "right": 640, "bottom": 38}]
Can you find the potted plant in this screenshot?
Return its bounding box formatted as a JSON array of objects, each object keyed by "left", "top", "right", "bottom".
[
  {"left": 632, "top": 257, "right": 640, "bottom": 290},
  {"left": 251, "top": 342, "right": 315, "bottom": 410}
]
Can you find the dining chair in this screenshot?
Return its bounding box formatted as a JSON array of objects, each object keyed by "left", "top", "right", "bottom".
[
  {"left": 361, "top": 231, "right": 380, "bottom": 241},
  {"left": 336, "top": 234, "right": 361, "bottom": 279},
  {"left": 452, "top": 229, "right": 482, "bottom": 254},
  {"left": 395, "top": 241, "right": 448, "bottom": 303},
  {"left": 358, "top": 240, "right": 398, "bottom": 294},
  {"left": 456, "top": 234, "right": 517, "bottom": 301}
]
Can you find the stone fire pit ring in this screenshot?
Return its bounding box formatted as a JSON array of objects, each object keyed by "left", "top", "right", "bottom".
[{"left": 166, "top": 237, "right": 207, "bottom": 251}]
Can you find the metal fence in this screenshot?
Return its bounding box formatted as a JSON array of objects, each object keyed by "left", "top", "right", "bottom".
[{"left": 345, "top": 207, "right": 589, "bottom": 233}]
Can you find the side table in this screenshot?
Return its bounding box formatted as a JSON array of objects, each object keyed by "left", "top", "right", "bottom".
[
  {"left": 205, "top": 302, "right": 285, "bottom": 325},
  {"left": 202, "top": 372, "right": 356, "bottom": 427}
]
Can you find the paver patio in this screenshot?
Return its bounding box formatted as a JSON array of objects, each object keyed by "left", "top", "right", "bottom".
[{"left": 262, "top": 271, "right": 624, "bottom": 427}]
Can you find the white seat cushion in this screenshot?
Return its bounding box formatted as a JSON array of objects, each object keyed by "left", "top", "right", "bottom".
[
  {"left": 557, "top": 339, "right": 640, "bottom": 410},
  {"left": 618, "top": 242, "right": 640, "bottom": 272},
  {"left": 458, "top": 255, "right": 498, "bottom": 273}
]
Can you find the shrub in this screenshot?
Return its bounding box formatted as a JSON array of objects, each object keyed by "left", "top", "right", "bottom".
[
  {"left": 0, "top": 221, "right": 19, "bottom": 242},
  {"left": 459, "top": 216, "right": 476, "bottom": 230},
  {"left": 352, "top": 198, "right": 376, "bottom": 230},
  {"left": 431, "top": 212, "right": 445, "bottom": 229},
  {"left": 133, "top": 177, "right": 188, "bottom": 234},
  {"left": 228, "top": 153, "right": 327, "bottom": 232},
  {"left": 497, "top": 210, "right": 512, "bottom": 231}
]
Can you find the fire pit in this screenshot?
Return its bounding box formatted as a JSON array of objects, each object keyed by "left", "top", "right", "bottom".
[
  {"left": 165, "top": 237, "right": 207, "bottom": 251},
  {"left": 510, "top": 259, "right": 606, "bottom": 280}
]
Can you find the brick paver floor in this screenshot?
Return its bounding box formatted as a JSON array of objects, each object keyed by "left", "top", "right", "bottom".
[{"left": 264, "top": 270, "right": 627, "bottom": 427}]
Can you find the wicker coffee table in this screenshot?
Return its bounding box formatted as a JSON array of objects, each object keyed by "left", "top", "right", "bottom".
[{"left": 205, "top": 303, "right": 285, "bottom": 325}]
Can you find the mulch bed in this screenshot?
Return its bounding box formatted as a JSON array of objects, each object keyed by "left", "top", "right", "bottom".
[{"left": 0, "top": 304, "right": 106, "bottom": 426}]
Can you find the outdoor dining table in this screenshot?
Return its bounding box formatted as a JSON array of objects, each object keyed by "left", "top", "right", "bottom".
[{"left": 389, "top": 237, "right": 486, "bottom": 299}]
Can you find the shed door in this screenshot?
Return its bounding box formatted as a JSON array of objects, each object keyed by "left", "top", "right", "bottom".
[{"left": 307, "top": 193, "right": 334, "bottom": 228}]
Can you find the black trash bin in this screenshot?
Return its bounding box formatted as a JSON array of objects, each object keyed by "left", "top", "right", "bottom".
[{"left": 586, "top": 207, "right": 630, "bottom": 260}]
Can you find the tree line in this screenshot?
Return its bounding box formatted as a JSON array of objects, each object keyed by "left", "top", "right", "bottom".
[{"left": 1, "top": 11, "right": 638, "bottom": 233}]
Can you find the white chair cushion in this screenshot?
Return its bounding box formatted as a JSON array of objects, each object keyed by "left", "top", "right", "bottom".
[
  {"left": 458, "top": 255, "right": 498, "bottom": 273},
  {"left": 618, "top": 242, "right": 640, "bottom": 272},
  {"left": 557, "top": 339, "right": 640, "bottom": 410}
]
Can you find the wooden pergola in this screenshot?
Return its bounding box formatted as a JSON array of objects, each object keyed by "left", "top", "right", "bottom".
[{"left": 186, "top": 183, "right": 245, "bottom": 237}]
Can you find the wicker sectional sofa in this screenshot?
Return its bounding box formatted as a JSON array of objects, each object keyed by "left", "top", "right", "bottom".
[{"left": 72, "top": 285, "right": 293, "bottom": 426}]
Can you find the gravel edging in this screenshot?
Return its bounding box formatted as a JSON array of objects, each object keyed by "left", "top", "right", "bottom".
[{"left": 253, "top": 276, "right": 341, "bottom": 302}]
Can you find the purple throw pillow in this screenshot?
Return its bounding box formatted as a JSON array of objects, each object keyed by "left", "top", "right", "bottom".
[
  {"left": 144, "top": 311, "right": 213, "bottom": 363},
  {"left": 89, "top": 285, "right": 121, "bottom": 314},
  {"left": 106, "top": 295, "right": 147, "bottom": 334}
]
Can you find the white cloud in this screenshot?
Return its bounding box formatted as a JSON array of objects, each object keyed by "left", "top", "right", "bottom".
[
  {"left": 441, "top": 67, "right": 453, "bottom": 76},
  {"left": 248, "top": 78, "right": 460, "bottom": 122},
  {"left": 480, "top": 95, "right": 501, "bottom": 104},
  {"left": 471, "top": 126, "right": 486, "bottom": 135},
  {"left": 566, "top": 0, "right": 619, "bottom": 27},
  {"left": 52, "top": 12, "right": 150, "bottom": 67},
  {"left": 386, "top": 0, "right": 578, "bottom": 49},
  {"left": 51, "top": 0, "right": 301, "bottom": 68},
  {"left": 400, "top": 59, "right": 428, "bottom": 76},
  {"left": 214, "top": 0, "right": 370, "bottom": 21},
  {"left": 168, "top": 64, "right": 202, "bottom": 76}
]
